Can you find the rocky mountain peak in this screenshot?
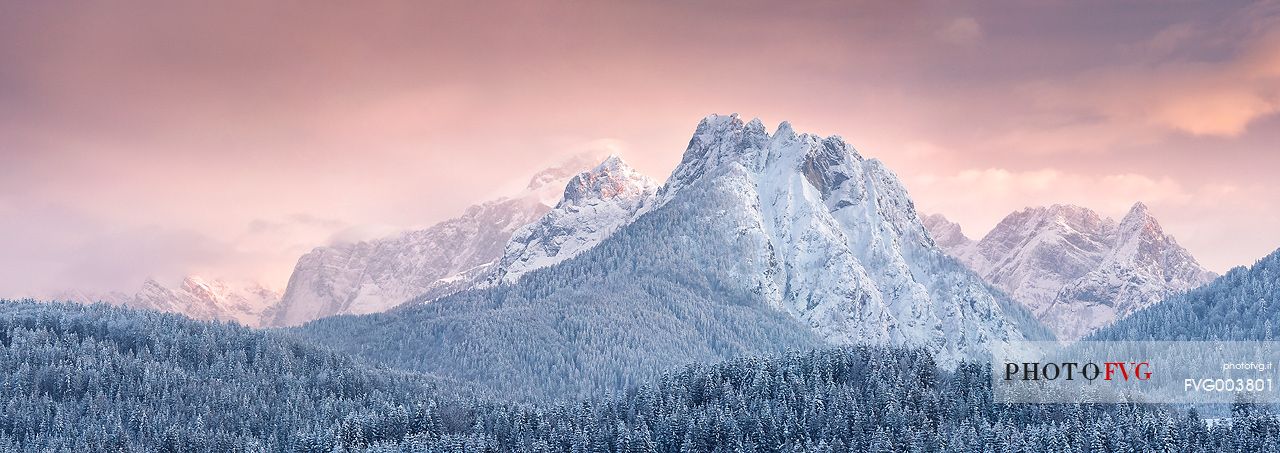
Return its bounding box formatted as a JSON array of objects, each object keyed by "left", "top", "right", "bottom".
[
  {"left": 920, "top": 213, "right": 972, "bottom": 249},
  {"left": 491, "top": 155, "right": 659, "bottom": 284},
  {"left": 645, "top": 114, "right": 1051, "bottom": 361},
  {"left": 526, "top": 154, "right": 601, "bottom": 191},
  {"left": 924, "top": 202, "right": 1216, "bottom": 340},
  {"left": 562, "top": 155, "right": 656, "bottom": 204},
  {"left": 1117, "top": 201, "right": 1159, "bottom": 235},
  {"left": 265, "top": 156, "right": 596, "bottom": 327}
]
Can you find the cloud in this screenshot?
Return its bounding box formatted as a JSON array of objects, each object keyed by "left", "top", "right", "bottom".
[
  {"left": 1018, "top": 12, "right": 1280, "bottom": 139},
  {"left": 58, "top": 226, "right": 232, "bottom": 291},
  {"left": 1148, "top": 84, "right": 1278, "bottom": 136},
  {"left": 1, "top": 1, "right": 1277, "bottom": 291},
  {"left": 937, "top": 17, "right": 982, "bottom": 45},
  {"left": 246, "top": 214, "right": 345, "bottom": 234},
  {"left": 0, "top": 198, "right": 346, "bottom": 296},
  {"left": 325, "top": 224, "right": 406, "bottom": 246},
  {"left": 910, "top": 168, "right": 1192, "bottom": 223},
  {"left": 237, "top": 214, "right": 352, "bottom": 273},
  {"left": 0, "top": 201, "right": 236, "bottom": 295}
]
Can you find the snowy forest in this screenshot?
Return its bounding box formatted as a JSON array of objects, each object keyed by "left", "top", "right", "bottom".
[
  {"left": 3, "top": 300, "right": 1280, "bottom": 452},
  {"left": 291, "top": 174, "right": 1052, "bottom": 403},
  {"left": 1089, "top": 249, "right": 1280, "bottom": 341}
]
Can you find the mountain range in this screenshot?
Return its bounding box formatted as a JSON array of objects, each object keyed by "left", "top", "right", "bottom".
[
  {"left": 44, "top": 276, "right": 279, "bottom": 326},
  {"left": 24, "top": 114, "right": 1224, "bottom": 356},
  {"left": 4, "top": 114, "right": 1274, "bottom": 449},
  {"left": 263, "top": 155, "right": 599, "bottom": 327},
  {"left": 293, "top": 114, "right": 1051, "bottom": 400},
  {"left": 923, "top": 203, "right": 1216, "bottom": 340}
]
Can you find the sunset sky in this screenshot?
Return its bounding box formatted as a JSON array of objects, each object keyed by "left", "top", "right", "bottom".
[{"left": 2, "top": 1, "right": 1278, "bottom": 295}]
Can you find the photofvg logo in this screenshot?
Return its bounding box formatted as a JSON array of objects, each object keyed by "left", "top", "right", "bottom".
[
  {"left": 1004, "top": 361, "right": 1151, "bottom": 382},
  {"left": 992, "top": 341, "right": 1280, "bottom": 404}
]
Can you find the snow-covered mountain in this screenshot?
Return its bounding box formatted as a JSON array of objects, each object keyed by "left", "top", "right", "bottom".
[
  {"left": 649, "top": 114, "right": 1047, "bottom": 359},
  {"left": 44, "top": 276, "right": 279, "bottom": 326},
  {"left": 1090, "top": 247, "right": 1280, "bottom": 342},
  {"left": 264, "top": 156, "right": 597, "bottom": 327},
  {"left": 296, "top": 114, "right": 1050, "bottom": 399},
  {"left": 490, "top": 155, "right": 658, "bottom": 284},
  {"left": 924, "top": 204, "right": 1216, "bottom": 340},
  {"left": 504, "top": 116, "right": 1046, "bottom": 358},
  {"left": 920, "top": 213, "right": 973, "bottom": 250},
  {"left": 43, "top": 289, "right": 134, "bottom": 307}
]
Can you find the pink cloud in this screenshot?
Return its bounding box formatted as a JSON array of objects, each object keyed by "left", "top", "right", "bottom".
[
  {"left": 1, "top": 1, "right": 1277, "bottom": 295},
  {"left": 1018, "top": 13, "right": 1280, "bottom": 139}
]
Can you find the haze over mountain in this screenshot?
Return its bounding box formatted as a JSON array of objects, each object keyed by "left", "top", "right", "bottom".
[
  {"left": 924, "top": 203, "right": 1216, "bottom": 340},
  {"left": 43, "top": 276, "right": 279, "bottom": 326},
  {"left": 295, "top": 114, "right": 1051, "bottom": 400},
  {"left": 5, "top": 1, "right": 1277, "bottom": 306},
  {"left": 2, "top": 1, "right": 1278, "bottom": 450},
  {"left": 490, "top": 155, "right": 658, "bottom": 285},
  {"left": 30, "top": 154, "right": 654, "bottom": 329},
  {"left": 264, "top": 156, "right": 598, "bottom": 327}
]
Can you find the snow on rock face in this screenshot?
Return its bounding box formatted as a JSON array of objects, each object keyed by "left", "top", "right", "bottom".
[
  {"left": 924, "top": 203, "right": 1217, "bottom": 340},
  {"left": 46, "top": 277, "right": 279, "bottom": 326},
  {"left": 650, "top": 114, "right": 1045, "bottom": 363},
  {"left": 264, "top": 157, "right": 592, "bottom": 327},
  {"left": 491, "top": 155, "right": 658, "bottom": 284},
  {"left": 1051, "top": 203, "right": 1218, "bottom": 339},
  {"left": 920, "top": 214, "right": 973, "bottom": 250}
]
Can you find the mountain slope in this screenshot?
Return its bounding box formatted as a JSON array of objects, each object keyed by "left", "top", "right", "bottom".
[
  {"left": 294, "top": 114, "right": 1049, "bottom": 400},
  {"left": 1090, "top": 247, "right": 1280, "bottom": 341},
  {"left": 6, "top": 300, "right": 1267, "bottom": 451},
  {"left": 0, "top": 299, "right": 454, "bottom": 451},
  {"left": 296, "top": 177, "right": 827, "bottom": 400},
  {"left": 652, "top": 115, "right": 1047, "bottom": 356},
  {"left": 925, "top": 204, "right": 1215, "bottom": 340},
  {"left": 920, "top": 213, "right": 973, "bottom": 250},
  {"left": 490, "top": 155, "right": 658, "bottom": 284},
  {"left": 341, "top": 347, "right": 1264, "bottom": 452},
  {"left": 265, "top": 156, "right": 595, "bottom": 327}
]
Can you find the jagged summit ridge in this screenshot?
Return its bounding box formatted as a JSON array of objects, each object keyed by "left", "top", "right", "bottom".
[
  {"left": 491, "top": 155, "right": 658, "bottom": 284},
  {"left": 657, "top": 114, "right": 867, "bottom": 207},
  {"left": 924, "top": 202, "right": 1216, "bottom": 340},
  {"left": 920, "top": 213, "right": 972, "bottom": 250},
  {"left": 293, "top": 114, "right": 1051, "bottom": 400},
  {"left": 264, "top": 156, "right": 596, "bottom": 327},
  {"left": 45, "top": 276, "right": 278, "bottom": 326},
  {"left": 649, "top": 114, "right": 1046, "bottom": 361},
  {"left": 561, "top": 155, "right": 654, "bottom": 203}
]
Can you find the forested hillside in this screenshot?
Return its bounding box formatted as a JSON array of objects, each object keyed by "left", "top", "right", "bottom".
[
  {"left": 0, "top": 300, "right": 460, "bottom": 451},
  {"left": 2, "top": 300, "right": 1278, "bottom": 452},
  {"left": 1089, "top": 248, "right": 1280, "bottom": 341},
  {"left": 291, "top": 178, "right": 827, "bottom": 402},
  {"left": 291, "top": 122, "right": 1055, "bottom": 402},
  {"left": 282, "top": 348, "right": 1280, "bottom": 452}
]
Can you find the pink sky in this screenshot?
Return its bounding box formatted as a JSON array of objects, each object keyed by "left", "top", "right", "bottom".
[{"left": 1, "top": 1, "right": 1278, "bottom": 294}]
